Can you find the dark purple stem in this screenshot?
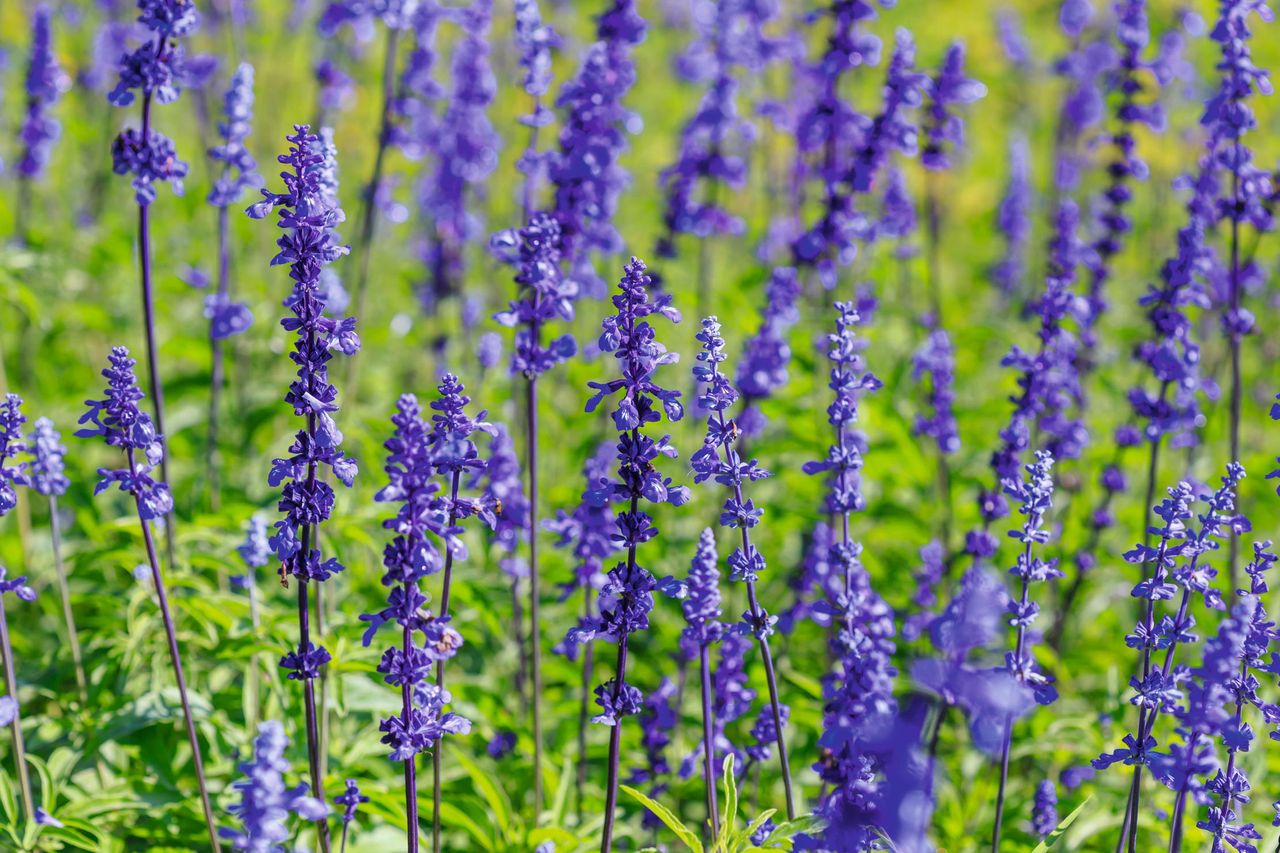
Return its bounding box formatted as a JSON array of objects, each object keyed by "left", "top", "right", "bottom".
[
  {"left": 525, "top": 372, "right": 545, "bottom": 821},
  {"left": 991, "top": 535, "right": 1035, "bottom": 852},
  {"left": 575, "top": 591, "right": 595, "bottom": 821},
  {"left": 601, "top": 484, "right": 641, "bottom": 853},
  {"left": 432, "top": 470, "right": 462, "bottom": 853},
  {"left": 125, "top": 448, "right": 220, "bottom": 852},
  {"left": 1226, "top": 146, "right": 1242, "bottom": 593}
]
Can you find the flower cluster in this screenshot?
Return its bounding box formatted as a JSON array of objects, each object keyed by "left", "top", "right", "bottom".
[
  {"left": 1000, "top": 450, "right": 1061, "bottom": 707},
  {"left": 990, "top": 135, "right": 1031, "bottom": 298},
  {"left": 513, "top": 0, "right": 559, "bottom": 194},
  {"left": 492, "top": 212, "right": 577, "bottom": 378},
  {"left": 248, "top": 125, "right": 360, "bottom": 680},
  {"left": 109, "top": 0, "right": 199, "bottom": 205},
  {"left": 0, "top": 396, "right": 28, "bottom": 517},
  {"left": 911, "top": 327, "right": 959, "bottom": 455},
  {"left": 848, "top": 28, "right": 928, "bottom": 193},
  {"left": 76, "top": 347, "right": 173, "bottom": 520},
  {"left": 27, "top": 417, "right": 68, "bottom": 499},
  {"left": 1095, "top": 465, "right": 1246, "bottom": 777},
  {"left": 655, "top": 0, "right": 780, "bottom": 256},
  {"left": 920, "top": 42, "right": 986, "bottom": 171},
  {"left": 629, "top": 677, "right": 677, "bottom": 827},
  {"left": 736, "top": 267, "right": 802, "bottom": 436},
  {"left": 364, "top": 390, "right": 492, "bottom": 761},
  {"left": 681, "top": 528, "right": 723, "bottom": 655},
  {"left": 220, "top": 721, "right": 328, "bottom": 850},
  {"left": 1052, "top": 1, "right": 1115, "bottom": 191},
  {"left": 574, "top": 258, "right": 687, "bottom": 726},
  {"left": 546, "top": 441, "right": 618, "bottom": 619},
  {"left": 478, "top": 426, "right": 529, "bottom": 583},
  {"left": 549, "top": 0, "right": 646, "bottom": 297},
  {"left": 17, "top": 5, "right": 71, "bottom": 181}
]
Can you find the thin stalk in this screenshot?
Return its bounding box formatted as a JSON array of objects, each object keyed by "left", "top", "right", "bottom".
[
  {"left": 126, "top": 449, "right": 220, "bottom": 852},
  {"left": 697, "top": 646, "right": 720, "bottom": 839},
  {"left": 293, "top": 395, "right": 331, "bottom": 853},
  {"left": 432, "top": 470, "right": 463, "bottom": 853},
  {"left": 0, "top": 596, "right": 33, "bottom": 826},
  {"left": 48, "top": 496, "right": 88, "bottom": 706},
  {"left": 402, "top": 604, "right": 420, "bottom": 852},
  {"left": 600, "top": 635, "right": 630, "bottom": 853},
  {"left": 924, "top": 170, "right": 942, "bottom": 323},
  {"left": 525, "top": 375, "right": 544, "bottom": 822},
  {"left": 512, "top": 577, "right": 527, "bottom": 706},
  {"left": 709, "top": 406, "right": 795, "bottom": 820},
  {"left": 1226, "top": 151, "right": 1242, "bottom": 593},
  {"left": 601, "top": 485, "right": 641, "bottom": 853},
  {"left": 345, "top": 25, "right": 400, "bottom": 397},
  {"left": 990, "top": 535, "right": 1036, "bottom": 852},
  {"left": 575, "top": 592, "right": 595, "bottom": 822},
  {"left": 207, "top": 204, "right": 231, "bottom": 514},
  {"left": 135, "top": 47, "right": 176, "bottom": 570}
]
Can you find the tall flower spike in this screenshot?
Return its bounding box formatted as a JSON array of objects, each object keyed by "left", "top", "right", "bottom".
[
  {"left": 801, "top": 302, "right": 901, "bottom": 848},
  {"left": 17, "top": 5, "right": 71, "bottom": 184},
  {"left": 76, "top": 347, "right": 220, "bottom": 850},
  {"left": 220, "top": 720, "right": 328, "bottom": 851},
  {"left": 736, "top": 267, "right": 802, "bottom": 437},
  {"left": 416, "top": 0, "right": 499, "bottom": 322},
  {"left": 248, "top": 125, "right": 359, "bottom": 853},
  {"left": 990, "top": 134, "right": 1032, "bottom": 299},
  {"left": 334, "top": 779, "right": 368, "bottom": 853},
  {"left": 513, "top": 0, "right": 559, "bottom": 215},
  {"left": 0, "top": 396, "right": 34, "bottom": 826},
  {"left": 991, "top": 450, "right": 1062, "bottom": 850},
  {"left": 576, "top": 257, "right": 687, "bottom": 853},
  {"left": 847, "top": 28, "right": 928, "bottom": 194},
  {"left": 550, "top": 0, "right": 647, "bottom": 298},
  {"left": 920, "top": 41, "right": 986, "bottom": 172},
  {"left": 691, "top": 316, "right": 795, "bottom": 819},
  {"left": 0, "top": 396, "right": 29, "bottom": 517}
]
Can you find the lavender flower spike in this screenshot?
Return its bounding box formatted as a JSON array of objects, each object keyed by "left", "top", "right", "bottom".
[
  {"left": 0, "top": 396, "right": 34, "bottom": 825},
  {"left": 109, "top": 0, "right": 200, "bottom": 564},
  {"left": 206, "top": 62, "right": 261, "bottom": 511},
  {"left": 334, "top": 779, "right": 368, "bottom": 853},
  {"left": 76, "top": 349, "right": 220, "bottom": 850},
  {"left": 27, "top": 417, "right": 87, "bottom": 705},
  {"left": 15, "top": 4, "right": 70, "bottom": 240},
  {"left": 221, "top": 720, "right": 328, "bottom": 852},
  {"left": 1032, "top": 780, "right": 1058, "bottom": 839},
  {"left": 691, "top": 316, "right": 795, "bottom": 819},
  {"left": 248, "top": 124, "right": 361, "bottom": 853},
  {"left": 991, "top": 450, "right": 1062, "bottom": 851},
  {"left": 575, "top": 257, "right": 688, "bottom": 853}
]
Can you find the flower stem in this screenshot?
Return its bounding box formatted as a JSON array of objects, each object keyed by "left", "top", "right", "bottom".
[
  {"left": 136, "top": 83, "right": 176, "bottom": 572},
  {"left": 403, "top": 614, "right": 419, "bottom": 853},
  {"left": 207, "top": 204, "right": 230, "bottom": 515},
  {"left": 575, "top": 593, "right": 595, "bottom": 822},
  {"left": 525, "top": 374, "right": 544, "bottom": 822},
  {"left": 697, "top": 645, "right": 720, "bottom": 838},
  {"left": 0, "top": 596, "right": 33, "bottom": 827},
  {"left": 127, "top": 450, "right": 220, "bottom": 852},
  {"left": 296, "top": 577, "right": 330, "bottom": 853},
  {"left": 48, "top": 496, "right": 87, "bottom": 706},
  {"left": 600, "top": 635, "right": 630, "bottom": 853},
  {"left": 1226, "top": 152, "right": 1242, "bottom": 594},
  {"left": 432, "top": 470, "right": 462, "bottom": 853}
]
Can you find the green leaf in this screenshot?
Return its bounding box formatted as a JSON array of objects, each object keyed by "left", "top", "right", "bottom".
[
  {"left": 620, "top": 785, "right": 702, "bottom": 853},
  {"left": 1032, "top": 795, "right": 1093, "bottom": 852},
  {"left": 453, "top": 748, "right": 513, "bottom": 839},
  {"left": 766, "top": 814, "right": 825, "bottom": 842},
  {"left": 716, "top": 753, "right": 739, "bottom": 852}
]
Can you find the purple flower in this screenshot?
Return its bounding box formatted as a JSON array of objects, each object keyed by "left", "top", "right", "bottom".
[
  {"left": 417, "top": 0, "right": 499, "bottom": 314},
  {"left": 547, "top": 441, "right": 618, "bottom": 620},
  {"left": 75, "top": 348, "right": 173, "bottom": 520},
  {"left": 334, "top": 778, "right": 367, "bottom": 826},
  {"left": 208, "top": 63, "right": 262, "bottom": 209},
  {"left": 629, "top": 678, "right": 678, "bottom": 828},
  {"left": 0, "top": 396, "right": 30, "bottom": 517},
  {"left": 1032, "top": 779, "right": 1058, "bottom": 838},
  {"left": 736, "top": 268, "right": 802, "bottom": 436},
  {"left": 248, "top": 125, "right": 358, "bottom": 695},
  {"left": 549, "top": 1, "right": 646, "bottom": 298},
  {"left": 848, "top": 29, "right": 928, "bottom": 193},
  {"left": 0, "top": 566, "right": 36, "bottom": 605},
  {"left": 26, "top": 417, "right": 68, "bottom": 498},
  {"left": 682, "top": 528, "right": 723, "bottom": 650},
  {"left": 1052, "top": 3, "right": 1117, "bottom": 190},
  {"left": 911, "top": 327, "right": 959, "bottom": 455},
  {"left": 220, "top": 720, "right": 328, "bottom": 849},
  {"left": 491, "top": 212, "right": 578, "bottom": 378},
  {"left": 108, "top": 0, "right": 199, "bottom": 205},
  {"left": 17, "top": 5, "right": 71, "bottom": 180},
  {"left": 920, "top": 42, "right": 986, "bottom": 171},
  {"left": 487, "top": 730, "right": 516, "bottom": 759},
  {"left": 478, "top": 425, "right": 529, "bottom": 578},
  {"left": 747, "top": 702, "right": 789, "bottom": 763},
  {"left": 990, "top": 134, "right": 1032, "bottom": 298},
  {"left": 655, "top": 0, "right": 780, "bottom": 256}
]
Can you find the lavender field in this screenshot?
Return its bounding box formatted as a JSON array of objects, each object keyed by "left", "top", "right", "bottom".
[{"left": 0, "top": 0, "right": 1277, "bottom": 850}]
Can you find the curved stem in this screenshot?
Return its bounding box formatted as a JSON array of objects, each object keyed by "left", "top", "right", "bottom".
[
  {"left": 127, "top": 450, "right": 220, "bottom": 852},
  {"left": 526, "top": 375, "right": 544, "bottom": 821}
]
